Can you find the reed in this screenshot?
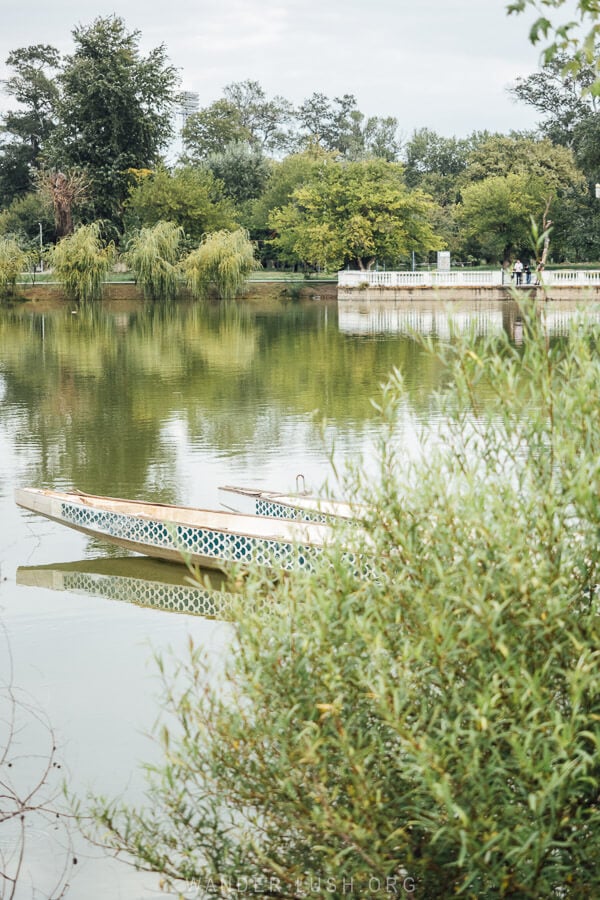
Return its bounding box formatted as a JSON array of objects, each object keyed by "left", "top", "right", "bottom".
[
  {"left": 50, "top": 223, "right": 114, "bottom": 303},
  {"left": 182, "top": 228, "right": 257, "bottom": 300},
  {"left": 126, "top": 221, "right": 183, "bottom": 301}
]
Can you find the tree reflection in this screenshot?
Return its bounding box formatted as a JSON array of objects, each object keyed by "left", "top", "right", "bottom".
[{"left": 0, "top": 298, "right": 446, "bottom": 499}]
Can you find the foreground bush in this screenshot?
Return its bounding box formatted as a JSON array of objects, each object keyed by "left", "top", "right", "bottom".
[
  {"left": 90, "top": 301, "right": 600, "bottom": 898},
  {"left": 50, "top": 223, "right": 114, "bottom": 302}
]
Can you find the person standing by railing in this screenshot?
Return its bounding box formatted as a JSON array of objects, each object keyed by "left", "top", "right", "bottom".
[{"left": 513, "top": 259, "right": 524, "bottom": 286}]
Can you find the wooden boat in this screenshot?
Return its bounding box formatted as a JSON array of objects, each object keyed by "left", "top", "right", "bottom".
[
  {"left": 15, "top": 488, "right": 334, "bottom": 573},
  {"left": 218, "top": 483, "right": 363, "bottom": 523},
  {"left": 17, "top": 557, "right": 239, "bottom": 619}
]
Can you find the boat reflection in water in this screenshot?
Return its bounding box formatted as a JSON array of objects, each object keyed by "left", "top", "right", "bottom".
[{"left": 16, "top": 556, "right": 243, "bottom": 620}]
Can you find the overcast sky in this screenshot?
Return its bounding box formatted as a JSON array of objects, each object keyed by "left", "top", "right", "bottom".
[{"left": 0, "top": 0, "right": 545, "bottom": 138}]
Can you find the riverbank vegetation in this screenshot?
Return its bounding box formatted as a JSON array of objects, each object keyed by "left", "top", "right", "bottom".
[
  {"left": 88, "top": 299, "right": 600, "bottom": 897},
  {"left": 3, "top": 13, "right": 600, "bottom": 295},
  {"left": 50, "top": 223, "right": 115, "bottom": 303}
]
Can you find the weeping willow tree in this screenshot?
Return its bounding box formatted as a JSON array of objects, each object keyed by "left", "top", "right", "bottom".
[
  {"left": 183, "top": 229, "right": 257, "bottom": 300},
  {"left": 126, "top": 221, "right": 183, "bottom": 302},
  {"left": 0, "top": 236, "right": 28, "bottom": 296},
  {"left": 50, "top": 224, "right": 115, "bottom": 303}
]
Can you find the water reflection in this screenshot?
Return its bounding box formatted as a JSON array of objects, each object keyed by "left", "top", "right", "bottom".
[
  {"left": 1, "top": 298, "right": 443, "bottom": 507},
  {"left": 16, "top": 557, "right": 240, "bottom": 619},
  {"left": 337, "top": 299, "right": 600, "bottom": 339}
]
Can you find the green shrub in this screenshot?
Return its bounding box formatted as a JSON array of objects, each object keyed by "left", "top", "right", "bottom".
[
  {"left": 50, "top": 223, "right": 114, "bottom": 302},
  {"left": 90, "top": 300, "right": 600, "bottom": 898},
  {"left": 182, "top": 228, "right": 257, "bottom": 300},
  {"left": 0, "top": 235, "right": 28, "bottom": 296},
  {"left": 126, "top": 220, "right": 183, "bottom": 301}
]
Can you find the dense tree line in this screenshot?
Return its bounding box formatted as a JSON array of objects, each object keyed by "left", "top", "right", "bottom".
[{"left": 1, "top": 14, "right": 600, "bottom": 273}]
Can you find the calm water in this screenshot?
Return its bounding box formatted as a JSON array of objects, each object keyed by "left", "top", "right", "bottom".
[{"left": 0, "top": 293, "right": 597, "bottom": 897}]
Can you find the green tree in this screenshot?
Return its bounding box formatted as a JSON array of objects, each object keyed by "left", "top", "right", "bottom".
[
  {"left": 202, "top": 143, "right": 271, "bottom": 206},
  {"left": 126, "top": 220, "right": 183, "bottom": 301},
  {"left": 511, "top": 51, "right": 600, "bottom": 148},
  {"left": 461, "top": 133, "right": 584, "bottom": 190},
  {"left": 357, "top": 114, "right": 401, "bottom": 161},
  {"left": 49, "top": 16, "right": 179, "bottom": 227},
  {"left": 182, "top": 228, "right": 257, "bottom": 299},
  {"left": 125, "top": 167, "right": 237, "bottom": 242},
  {"left": 0, "top": 192, "right": 54, "bottom": 247},
  {"left": 244, "top": 148, "right": 332, "bottom": 267},
  {"left": 182, "top": 81, "right": 293, "bottom": 161},
  {"left": 456, "top": 172, "right": 550, "bottom": 262},
  {"left": 403, "top": 128, "right": 481, "bottom": 201},
  {"left": 181, "top": 100, "right": 251, "bottom": 162},
  {"left": 508, "top": 68, "right": 600, "bottom": 259},
  {"left": 0, "top": 44, "right": 60, "bottom": 205},
  {"left": 50, "top": 222, "right": 114, "bottom": 302},
  {"left": 456, "top": 134, "right": 586, "bottom": 262},
  {"left": 91, "top": 300, "right": 600, "bottom": 898},
  {"left": 296, "top": 92, "right": 359, "bottom": 154},
  {"left": 222, "top": 80, "right": 293, "bottom": 154},
  {"left": 269, "top": 158, "right": 443, "bottom": 270}
]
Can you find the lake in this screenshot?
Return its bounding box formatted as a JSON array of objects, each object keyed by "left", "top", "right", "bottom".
[{"left": 0, "top": 291, "right": 596, "bottom": 898}]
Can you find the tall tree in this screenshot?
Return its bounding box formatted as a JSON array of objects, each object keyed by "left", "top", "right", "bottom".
[
  {"left": 456, "top": 172, "right": 557, "bottom": 263},
  {"left": 222, "top": 80, "right": 293, "bottom": 154},
  {"left": 181, "top": 99, "right": 251, "bottom": 162},
  {"left": 269, "top": 158, "right": 443, "bottom": 270},
  {"left": 455, "top": 133, "right": 586, "bottom": 261},
  {"left": 511, "top": 52, "right": 599, "bottom": 149},
  {"left": 460, "top": 133, "right": 583, "bottom": 190},
  {"left": 246, "top": 148, "right": 332, "bottom": 266},
  {"left": 403, "top": 128, "right": 481, "bottom": 201},
  {"left": 510, "top": 58, "right": 600, "bottom": 260},
  {"left": 295, "top": 92, "right": 359, "bottom": 155},
  {"left": 201, "top": 143, "right": 271, "bottom": 206},
  {"left": 0, "top": 44, "right": 60, "bottom": 204},
  {"left": 296, "top": 92, "right": 399, "bottom": 160},
  {"left": 50, "top": 16, "right": 179, "bottom": 227}
]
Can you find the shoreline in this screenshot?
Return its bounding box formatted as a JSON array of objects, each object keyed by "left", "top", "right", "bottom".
[
  {"left": 6, "top": 280, "right": 338, "bottom": 307},
  {"left": 6, "top": 281, "right": 600, "bottom": 307},
  {"left": 338, "top": 284, "right": 600, "bottom": 301}
]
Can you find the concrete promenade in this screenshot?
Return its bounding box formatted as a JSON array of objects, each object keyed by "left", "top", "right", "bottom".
[{"left": 337, "top": 269, "right": 600, "bottom": 301}]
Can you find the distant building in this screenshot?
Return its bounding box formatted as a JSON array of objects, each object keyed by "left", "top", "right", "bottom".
[
  {"left": 167, "top": 91, "right": 199, "bottom": 164},
  {"left": 179, "top": 91, "right": 199, "bottom": 125}
]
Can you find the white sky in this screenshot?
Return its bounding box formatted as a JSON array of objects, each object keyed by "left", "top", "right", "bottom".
[{"left": 0, "top": 0, "right": 546, "bottom": 138}]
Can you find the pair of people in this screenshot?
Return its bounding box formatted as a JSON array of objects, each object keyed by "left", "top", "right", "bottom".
[{"left": 513, "top": 259, "right": 531, "bottom": 285}]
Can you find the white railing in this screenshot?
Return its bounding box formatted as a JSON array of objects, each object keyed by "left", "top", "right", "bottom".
[
  {"left": 543, "top": 270, "right": 600, "bottom": 284},
  {"left": 338, "top": 269, "right": 600, "bottom": 288},
  {"left": 338, "top": 270, "right": 503, "bottom": 287}
]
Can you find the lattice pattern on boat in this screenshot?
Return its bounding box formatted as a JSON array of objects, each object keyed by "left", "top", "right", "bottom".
[
  {"left": 61, "top": 501, "right": 322, "bottom": 570},
  {"left": 256, "top": 498, "right": 331, "bottom": 524}
]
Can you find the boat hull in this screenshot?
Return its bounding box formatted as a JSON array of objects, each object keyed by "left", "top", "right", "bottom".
[
  {"left": 15, "top": 488, "right": 333, "bottom": 573},
  {"left": 218, "top": 484, "right": 359, "bottom": 523}
]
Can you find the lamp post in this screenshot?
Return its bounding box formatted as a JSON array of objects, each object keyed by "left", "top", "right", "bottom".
[{"left": 38, "top": 222, "right": 43, "bottom": 273}]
